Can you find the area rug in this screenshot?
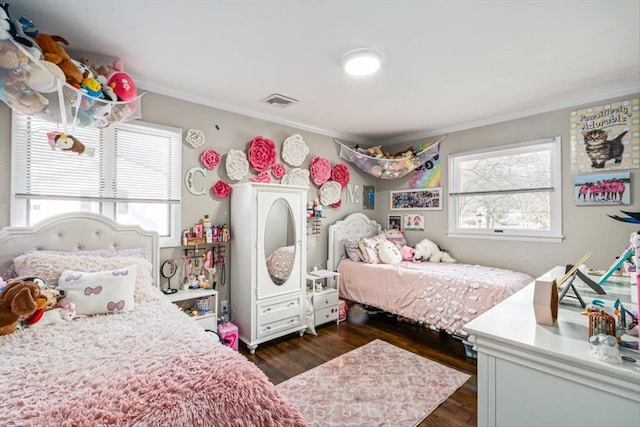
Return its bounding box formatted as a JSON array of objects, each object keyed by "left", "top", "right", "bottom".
[{"left": 276, "top": 339, "right": 470, "bottom": 427}]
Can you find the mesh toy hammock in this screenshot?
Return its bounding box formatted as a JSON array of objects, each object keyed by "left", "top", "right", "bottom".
[
  {"left": 336, "top": 135, "right": 445, "bottom": 179},
  {"left": 0, "top": 26, "right": 143, "bottom": 132}
]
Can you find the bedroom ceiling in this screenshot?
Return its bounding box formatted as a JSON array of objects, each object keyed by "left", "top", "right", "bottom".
[{"left": 8, "top": 1, "right": 640, "bottom": 145}]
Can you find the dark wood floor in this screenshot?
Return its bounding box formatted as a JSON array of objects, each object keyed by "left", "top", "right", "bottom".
[{"left": 239, "top": 306, "right": 478, "bottom": 427}]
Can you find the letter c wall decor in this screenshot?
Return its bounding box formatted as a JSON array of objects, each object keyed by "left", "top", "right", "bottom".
[{"left": 185, "top": 166, "right": 207, "bottom": 196}]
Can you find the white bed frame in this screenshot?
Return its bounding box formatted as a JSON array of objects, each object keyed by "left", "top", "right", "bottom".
[
  {"left": 327, "top": 212, "right": 381, "bottom": 272},
  {"left": 0, "top": 213, "right": 159, "bottom": 286}
]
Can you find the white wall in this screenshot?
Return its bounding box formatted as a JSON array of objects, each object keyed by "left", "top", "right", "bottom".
[{"left": 2, "top": 92, "right": 639, "bottom": 284}]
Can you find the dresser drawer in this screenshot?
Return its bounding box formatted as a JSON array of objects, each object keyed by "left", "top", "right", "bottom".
[
  {"left": 257, "top": 295, "right": 302, "bottom": 323},
  {"left": 315, "top": 306, "right": 339, "bottom": 325},
  {"left": 257, "top": 314, "right": 302, "bottom": 339},
  {"left": 312, "top": 289, "right": 339, "bottom": 310}
]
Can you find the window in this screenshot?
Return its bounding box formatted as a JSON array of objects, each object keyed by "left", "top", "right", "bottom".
[
  {"left": 448, "top": 136, "right": 562, "bottom": 242},
  {"left": 11, "top": 113, "right": 182, "bottom": 247}
]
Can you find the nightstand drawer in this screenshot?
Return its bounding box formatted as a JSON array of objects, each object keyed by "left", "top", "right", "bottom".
[
  {"left": 315, "top": 306, "right": 339, "bottom": 325},
  {"left": 312, "top": 289, "right": 339, "bottom": 310}
]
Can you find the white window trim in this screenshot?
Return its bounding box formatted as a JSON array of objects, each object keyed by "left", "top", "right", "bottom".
[
  {"left": 447, "top": 136, "right": 563, "bottom": 243},
  {"left": 10, "top": 114, "right": 182, "bottom": 248}
]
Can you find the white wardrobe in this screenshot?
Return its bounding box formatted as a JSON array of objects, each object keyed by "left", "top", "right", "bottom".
[{"left": 230, "top": 182, "right": 307, "bottom": 353}]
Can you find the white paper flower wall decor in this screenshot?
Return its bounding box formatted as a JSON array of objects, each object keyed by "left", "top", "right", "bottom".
[
  {"left": 281, "top": 168, "right": 310, "bottom": 187},
  {"left": 282, "top": 133, "right": 309, "bottom": 167},
  {"left": 319, "top": 180, "right": 341, "bottom": 205},
  {"left": 226, "top": 149, "right": 249, "bottom": 181},
  {"left": 185, "top": 129, "right": 205, "bottom": 148}
]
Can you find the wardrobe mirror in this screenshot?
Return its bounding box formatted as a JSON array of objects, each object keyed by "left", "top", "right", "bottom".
[{"left": 264, "top": 198, "right": 296, "bottom": 286}]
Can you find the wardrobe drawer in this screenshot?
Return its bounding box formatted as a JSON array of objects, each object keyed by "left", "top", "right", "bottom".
[
  {"left": 257, "top": 315, "right": 302, "bottom": 339},
  {"left": 257, "top": 295, "right": 302, "bottom": 323},
  {"left": 315, "top": 306, "right": 339, "bottom": 325},
  {"left": 312, "top": 289, "right": 339, "bottom": 310}
]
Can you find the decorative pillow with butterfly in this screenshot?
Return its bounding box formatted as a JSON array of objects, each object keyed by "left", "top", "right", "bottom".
[{"left": 58, "top": 265, "right": 137, "bottom": 316}]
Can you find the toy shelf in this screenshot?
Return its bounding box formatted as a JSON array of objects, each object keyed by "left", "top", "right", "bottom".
[{"left": 0, "top": 28, "right": 143, "bottom": 129}]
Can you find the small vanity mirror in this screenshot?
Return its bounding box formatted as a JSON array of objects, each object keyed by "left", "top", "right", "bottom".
[
  {"left": 161, "top": 259, "right": 178, "bottom": 293},
  {"left": 264, "top": 198, "right": 296, "bottom": 285}
]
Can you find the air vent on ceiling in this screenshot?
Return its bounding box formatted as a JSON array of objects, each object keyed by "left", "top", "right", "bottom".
[{"left": 261, "top": 93, "right": 298, "bottom": 109}]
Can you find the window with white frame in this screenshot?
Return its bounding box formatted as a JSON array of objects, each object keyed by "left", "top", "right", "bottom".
[
  {"left": 448, "top": 136, "right": 562, "bottom": 242},
  {"left": 11, "top": 113, "right": 182, "bottom": 247}
]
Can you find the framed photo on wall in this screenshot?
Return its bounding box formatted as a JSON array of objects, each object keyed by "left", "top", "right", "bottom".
[
  {"left": 388, "top": 215, "right": 402, "bottom": 231},
  {"left": 390, "top": 187, "right": 442, "bottom": 211},
  {"left": 363, "top": 185, "right": 375, "bottom": 209},
  {"left": 574, "top": 171, "right": 631, "bottom": 206},
  {"left": 403, "top": 214, "right": 424, "bottom": 231}
]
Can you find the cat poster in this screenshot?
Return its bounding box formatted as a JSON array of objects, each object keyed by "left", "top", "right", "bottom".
[
  {"left": 569, "top": 98, "right": 639, "bottom": 174},
  {"left": 574, "top": 171, "right": 630, "bottom": 206}
]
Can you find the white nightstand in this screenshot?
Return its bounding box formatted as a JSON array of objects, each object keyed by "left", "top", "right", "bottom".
[
  {"left": 165, "top": 288, "right": 218, "bottom": 330},
  {"left": 306, "top": 270, "right": 340, "bottom": 326}
]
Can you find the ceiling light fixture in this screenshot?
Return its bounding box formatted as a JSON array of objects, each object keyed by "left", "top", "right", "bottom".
[{"left": 341, "top": 48, "right": 383, "bottom": 77}]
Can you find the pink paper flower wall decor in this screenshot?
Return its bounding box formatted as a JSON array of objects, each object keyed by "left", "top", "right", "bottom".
[
  {"left": 212, "top": 180, "right": 231, "bottom": 198},
  {"left": 248, "top": 136, "right": 276, "bottom": 172},
  {"left": 249, "top": 171, "right": 271, "bottom": 183},
  {"left": 200, "top": 149, "right": 220, "bottom": 169},
  {"left": 272, "top": 163, "right": 286, "bottom": 179},
  {"left": 309, "top": 156, "right": 331, "bottom": 186},
  {"left": 330, "top": 163, "right": 350, "bottom": 188}
]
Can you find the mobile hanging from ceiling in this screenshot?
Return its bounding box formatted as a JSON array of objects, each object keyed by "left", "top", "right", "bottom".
[{"left": 335, "top": 135, "right": 445, "bottom": 179}]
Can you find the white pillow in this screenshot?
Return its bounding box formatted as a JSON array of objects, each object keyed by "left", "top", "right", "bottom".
[
  {"left": 12, "top": 253, "right": 155, "bottom": 303},
  {"left": 378, "top": 240, "right": 402, "bottom": 265},
  {"left": 58, "top": 265, "right": 137, "bottom": 316}
]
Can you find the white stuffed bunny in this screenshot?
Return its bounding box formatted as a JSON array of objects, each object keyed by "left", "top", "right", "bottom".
[
  {"left": 28, "top": 303, "right": 77, "bottom": 327},
  {"left": 415, "top": 238, "right": 456, "bottom": 263}
]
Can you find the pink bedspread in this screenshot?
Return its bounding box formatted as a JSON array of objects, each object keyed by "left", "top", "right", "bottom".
[{"left": 338, "top": 260, "right": 533, "bottom": 336}]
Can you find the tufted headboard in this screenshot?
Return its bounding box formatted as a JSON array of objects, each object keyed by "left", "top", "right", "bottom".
[
  {"left": 0, "top": 212, "right": 159, "bottom": 286},
  {"left": 327, "top": 213, "right": 381, "bottom": 271}
]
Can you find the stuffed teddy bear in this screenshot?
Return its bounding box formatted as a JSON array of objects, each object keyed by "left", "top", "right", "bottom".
[
  {"left": 415, "top": 238, "right": 456, "bottom": 263},
  {"left": 0, "top": 38, "right": 29, "bottom": 70},
  {"left": 400, "top": 245, "right": 422, "bottom": 263},
  {"left": 33, "top": 33, "right": 83, "bottom": 86},
  {"left": 0, "top": 280, "right": 47, "bottom": 335}
]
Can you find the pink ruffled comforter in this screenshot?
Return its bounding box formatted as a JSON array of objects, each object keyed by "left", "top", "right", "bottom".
[{"left": 338, "top": 260, "right": 533, "bottom": 336}]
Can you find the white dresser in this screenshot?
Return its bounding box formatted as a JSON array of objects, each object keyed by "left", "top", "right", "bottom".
[
  {"left": 230, "top": 183, "right": 307, "bottom": 354},
  {"left": 464, "top": 267, "right": 640, "bottom": 427}
]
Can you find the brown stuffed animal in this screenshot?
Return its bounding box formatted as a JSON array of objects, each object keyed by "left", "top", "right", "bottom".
[
  {"left": 0, "top": 280, "right": 47, "bottom": 335},
  {"left": 33, "top": 33, "right": 83, "bottom": 86},
  {"left": 0, "top": 39, "right": 29, "bottom": 70}
]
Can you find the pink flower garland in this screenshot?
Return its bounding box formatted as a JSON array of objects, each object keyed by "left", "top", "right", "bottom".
[
  {"left": 200, "top": 149, "right": 220, "bottom": 170},
  {"left": 248, "top": 136, "right": 276, "bottom": 172},
  {"left": 249, "top": 171, "right": 271, "bottom": 183},
  {"left": 272, "top": 163, "right": 286, "bottom": 179},
  {"left": 330, "top": 163, "right": 350, "bottom": 188},
  {"left": 309, "top": 156, "right": 331, "bottom": 186},
  {"left": 331, "top": 199, "right": 342, "bottom": 208},
  {"left": 212, "top": 180, "right": 231, "bottom": 198}
]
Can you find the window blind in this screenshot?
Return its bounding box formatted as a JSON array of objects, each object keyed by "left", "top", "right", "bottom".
[{"left": 12, "top": 114, "right": 181, "bottom": 204}]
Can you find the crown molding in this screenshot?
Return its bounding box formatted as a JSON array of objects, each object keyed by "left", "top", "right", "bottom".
[
  {"left": 380, "top": 83, "right": 640, "bottom": 146},
  {"left": 135, "top": 75, "right": 638, "bottom": 148},
  {"left": 134, "top": 77, "right": 373, "bottom": 145}
]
